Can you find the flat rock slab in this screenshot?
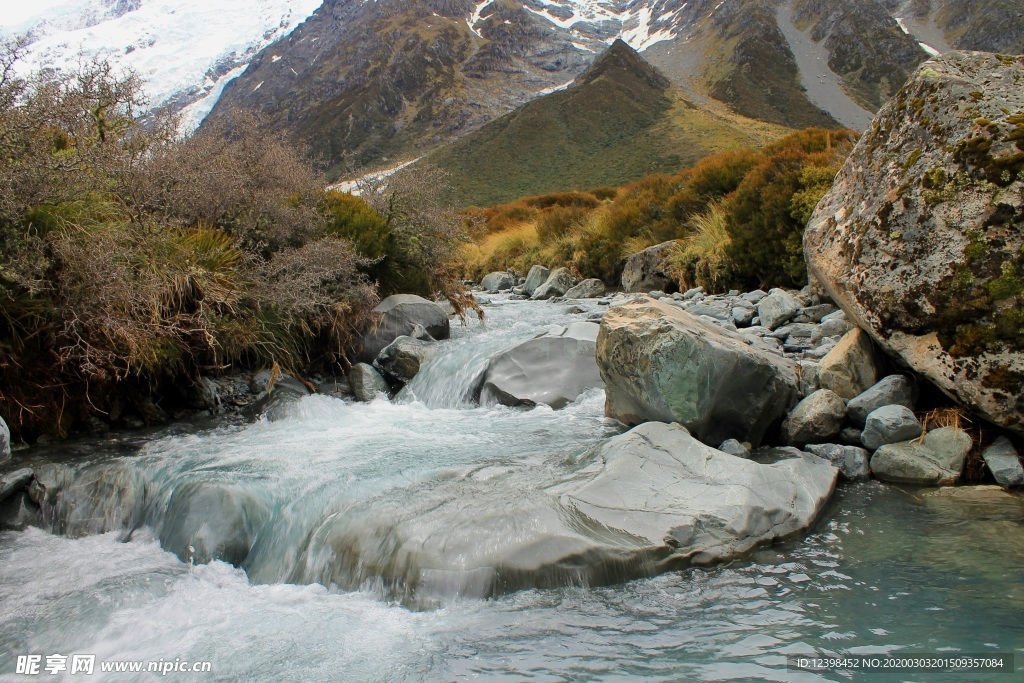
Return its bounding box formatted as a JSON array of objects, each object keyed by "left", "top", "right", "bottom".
[{"left": 309, "top": 423, "right": 838, "bottom": 599}]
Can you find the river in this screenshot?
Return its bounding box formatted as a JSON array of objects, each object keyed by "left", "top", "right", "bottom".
[{"left": 1, "top": 296, "right": 1022, "bottom": 681}]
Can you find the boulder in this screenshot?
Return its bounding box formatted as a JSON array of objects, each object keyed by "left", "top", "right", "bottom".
[
  {"left": 531, "top": 267, "right": 579, "bottom": 300},
  {"left": 757, "top": 289, "right": 802, "bottom": 330},
  {"left": 817, "top": 328, "right": 883, "bottom": 400},
  {"left": 349, "top": 363, "right": 389, "bottom": 402},
  {"left": 871, "top": 427, "right": 972, "bottom": 485},
  {"left": 0, "top": 468, "right": 33, "bottom": 505},
  {"left": 597, "top": 297, "right": 799, "bottom": 446},
  {"left": 732, "top": 306, "right": 756, "bottom": 327},
  {"left": 159, "top": 482, "right": 271, "bottom": 565},
  {"left": 718, "top": 439, "right": 751, "bottom": 458},
  {"left": 312, "top": 423, "right": 837, "bottom": 598},
  {"left": 982, "top": 436, "right": 1024, "bottom": 488},
  {"left": 620, "top": 241, "right": 679, "bottom": 294},
  {"left": 259, "top": 373, "right": 312, "bottom": 421},
  {"left": 479, "top": 323, "right": 601, "bottom": 409},
  {"left": 563, "top": 278, "right": 607, "bottom": 299},
  {"left": 360, "top": 294, "right": 450, "bottom": 362},
  {"left": 480, "top": 271, "right": 515, "bottom": 292},
  {"left": 0, "top": 415, "right": 10, "bottom": 460},
  {"left": 522, "top": 265, "right": 550, "bottom": 297},
  {"left": 804, "top": 52, "right": 1024, "bottom": 435},
  {"left": 781, "top": 389, "right": 847, "bottom": 447},
  {"left": 805, "top": 444, "right": 871, "bottom": 481},
  {"left": 861, "top": 405, "right": 923, "bottom": 451},
  {"left": 846, "top": 375, "right": 917, "bottom": 427},
  {"left": 375, "top": 336, "right": 436, "bottom": 385}
]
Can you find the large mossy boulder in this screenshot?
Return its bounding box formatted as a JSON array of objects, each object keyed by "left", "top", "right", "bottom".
[
  {"left": 310, "top": 423, "right": 837, "bottom": 598},
  {"left": 359, "top": 294, "right": 450, "bottom": 362},
  {"left": 479, "top": 322, "right": 601, "bottom": 409},
  {"left": 804, "top": 52, "right": 1024, "bottom": 435},
  {"left": 620, "top": 241, "right": 678, "bottom": 293},
  {"left": 597, "top": 297, "right": 799, "bottom": 446}
]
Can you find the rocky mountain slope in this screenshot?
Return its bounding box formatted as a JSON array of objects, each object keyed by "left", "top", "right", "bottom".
[{"left": 423, "top": 40, "right": 789, "bottom": 206}]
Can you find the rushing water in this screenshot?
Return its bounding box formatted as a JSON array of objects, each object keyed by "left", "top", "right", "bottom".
[{"left": 1, "top": 297, "right": 1023, "bottom": 681}]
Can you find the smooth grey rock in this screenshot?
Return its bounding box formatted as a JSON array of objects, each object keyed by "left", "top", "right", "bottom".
[
  {"left": 847, "top": 375, "right": 917, "bottom": 427},
  {"left": 313, "top": 423, "right": 838, "bottom": 598},
  {"left": 160, "top": 482, "right": 271, "bottom": 565},
  {"left": 862, "top": 405, "right": 922, "bottom": 451},
  {"left": 480, "top": 271, "right": 515, "bottom": 292},
  {"left": 0, "top": 468, "right": 33, "bottom": 505},
  {"left": 375, "top": 336, "right": 436, "bottom": 385},
  {"left": 349, "top": 363, "right": 389, "bottom": 402},
  {"left": 718, "top": 439, "right": 751, "bottom": 457},
  {"left": 621, "top": 241, "right": 678, "bottom": 293},
  {"left": 479, "top": 323, "right": 601, "bottom": 409},
  {"left": 782, "top": 389, "right": 847, "bottom": 447},
  {"left": 817, "top": 328, "right": 883, "bottom": 400},
  {"left": 689, "top": 303, "right": 731, "bottom": 321},
  {"left": 793, "top": 304, "right": 837, "bottom": 324},
  {"left": 732, "top": 307, "right": 756, "bottom": 327},
  {"left": 797, "top": 360, "right": 820, "bottom": 397},
  {"left": 810, "top": 316, "right": 854, "bottom": 344},
  {"left": 805, "top": 444, "right": 871, "bottom": 481},
  {"left": 360, "top": 294, "right": 450, "bottom": 362},
  {"left": 409, "top": 324, "right": 435, "bottom": 342},
  {"left": 522, "top": 265, "right": 550, "bottom": 297},
  {"left": 805, "top": 342, "right": 838, "bottom": 360},
  {"left": 757, "top": 289, "right": 802, "bottom": 330},
  {"left": 871, "top": 427, "right": 972, "bottom": 485},
  {"left": 741, "top": 290, "right": 768, "bottom": 304},
  {"left": 564, "top": 278, "right": 606, "bottom": 299},
  {"left": 597, "top": 297, "right": 799, "bottom": 446},
  {"left": 531, "top": 267, "right": 579, "bottom": 300},
  {"left": 982, "top": 436, "right": 1024, "bottom": 488},
  {"left": 1, "top": 416, "right": 11, "bottom": 460}
]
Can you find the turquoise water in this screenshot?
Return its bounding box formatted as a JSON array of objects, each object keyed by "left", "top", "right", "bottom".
[{"left": 0, "top": 298, "right": 1022, "bottom": 681}]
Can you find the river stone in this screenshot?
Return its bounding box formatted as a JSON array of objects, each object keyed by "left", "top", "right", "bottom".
[
  {"left": 817, "top": 328, "right": 883, "bottom": 400},
  {"left": 480, "top": 271, "right": 515, "bottom": 292},
  {"left": 862, "top": 405, "right": 923, "bottom": 451},
  {"left": 479, "top": 323, "right": 601, "bottom": 409},
  {"left": 260, "top": 373, "right": 312, "bottom": 421},
  {"left": 871, "top": 427, "right": 972, "bottom": 485},
  {"left": 349, "top": 363, "right": 389, "bottom": 402},
  {"left": 757, "top": 289, "right": 802, "bottom": 330},
  {"left": 982, "top": 436, "right": 1024, "bottom": 488},
  {"left": 732, "top": 307, "right": 756, "bottom": 327},
  {"left": 797, "top": 360, "right": 820, "bottom": 397},
  {"left": 0, "top": 468, "right": 33, "bottom": 505},
  {"left": 531, "top": 267, "right": 579, "bottom": 300},
  {"left": 793, "top": 304, "right": 837, "bottom": 324},
  {"left": 563, "top": 278, "right": 606, "bottom": 299},
  {"left": 523, "top": 265, "right": 550, "bottom": 297},
  {"left": 620, "top": 241, "right": 678, "bottom": 294},
  {"left": 781, "top": 389, "right": 847, "bottom": 447},
  {"left": 159, "top": 482, "right": 271, "bottom": 566},
  {"left": 360, "top": 294, "right": 450, "bottom": 362},
  {"left": 718, "top": 439, "right": 751, "bottom": 457},
  {"left": 810, "top": 316, "right": 853, "bottom": 345},
  {"left": 375, "top": 336, "right": 436, "bottom": 385},
  {"left": 0, "top": 416, "right": 9, "bottom": 460},
  {"left": 804, "top": 53, "right": 1024, "bottom": 436},
  {"left": 597, "top": 297, "right": 799, "bottom": 446},
  {"left": 312, "top": 423, "right": 837, "bottom": 599},
  {"left": 805, "top": 444, "right": 871, "bottom": 481},
  {"left": 846, "top": 375, "right": 917, "bottom": 427}
]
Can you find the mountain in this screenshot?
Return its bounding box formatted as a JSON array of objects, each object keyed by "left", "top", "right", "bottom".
[
  {"left": 0, "top": 0, "right": 322, "bottom": 130},
  {"left": 423, "top": 40, "right": 790, "bottom": 207}
]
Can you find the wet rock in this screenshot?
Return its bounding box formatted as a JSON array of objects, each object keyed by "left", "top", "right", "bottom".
[
  {"left": 846, "top": 375, "right": 917, "bottom": 427},
  {"left": 804, "top": 52, "right": 1024, "bottom": 436},
  {"left": 360, "top": 294, "right": 450, "bottom": 362},
  {"left": 522, "top": 265, "right": 550, "bottom": 297},
  {"left": 375, "top": 336, "right": 436, "bottom": 385},
  {"left": 349, "top": 363, "right": 389, "bottom": 402},
  {"left": 409, "top": 324, "right": 435, "bottom": 342},
  {"left": 757, "top": 289, "right": 802, "bottom": 330},
  {"left": 0, "top": 468, "right": 32, "bottom": 505},
  {"left": 480, "top": 271, "right": 515, "bottom": 292},
  {"left": 159, "top": 482, "right": 271, "bottom": 566},
  {"left": 259, "top": 374, "right": 312, "bottom": 421},
  {"left": 871, "top": 427, "right": 972, "bottom": 485},
  {"left": 805, "top": 444, "right": 871, "bottom": 481},
  {"left": 563, "top": 278, "right": 606, "bottom": 299},
  {"left": 597, "top": 297, "right": 799, "bottom": 446},
  {"left": 531, "top": 267, "right": 579, "bottom": 300},
  {"left": 479, "top": 323, "right": 601, "bottom": 409},
  {"left": 862, "top": 405, "right": 923, "bottom": 451},
  {"left": 817, "top": 328, "right": 883, "bottom": 400},
  {"left": 0, "top": 416, "right": 9, "bottom": 460},
  {"left": 781, "top": 389, "right": 847, "bottom": 447},
  {"left": 982, "top": 436, "right": 1024, "bottom": 488},
  {"left": 621, "top": 241, "right": 678, "bottom": 293}
]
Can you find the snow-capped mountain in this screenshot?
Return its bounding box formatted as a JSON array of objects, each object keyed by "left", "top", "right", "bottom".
[{"left": 0, "top": 0, "right": 323, "bottom": 130}]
